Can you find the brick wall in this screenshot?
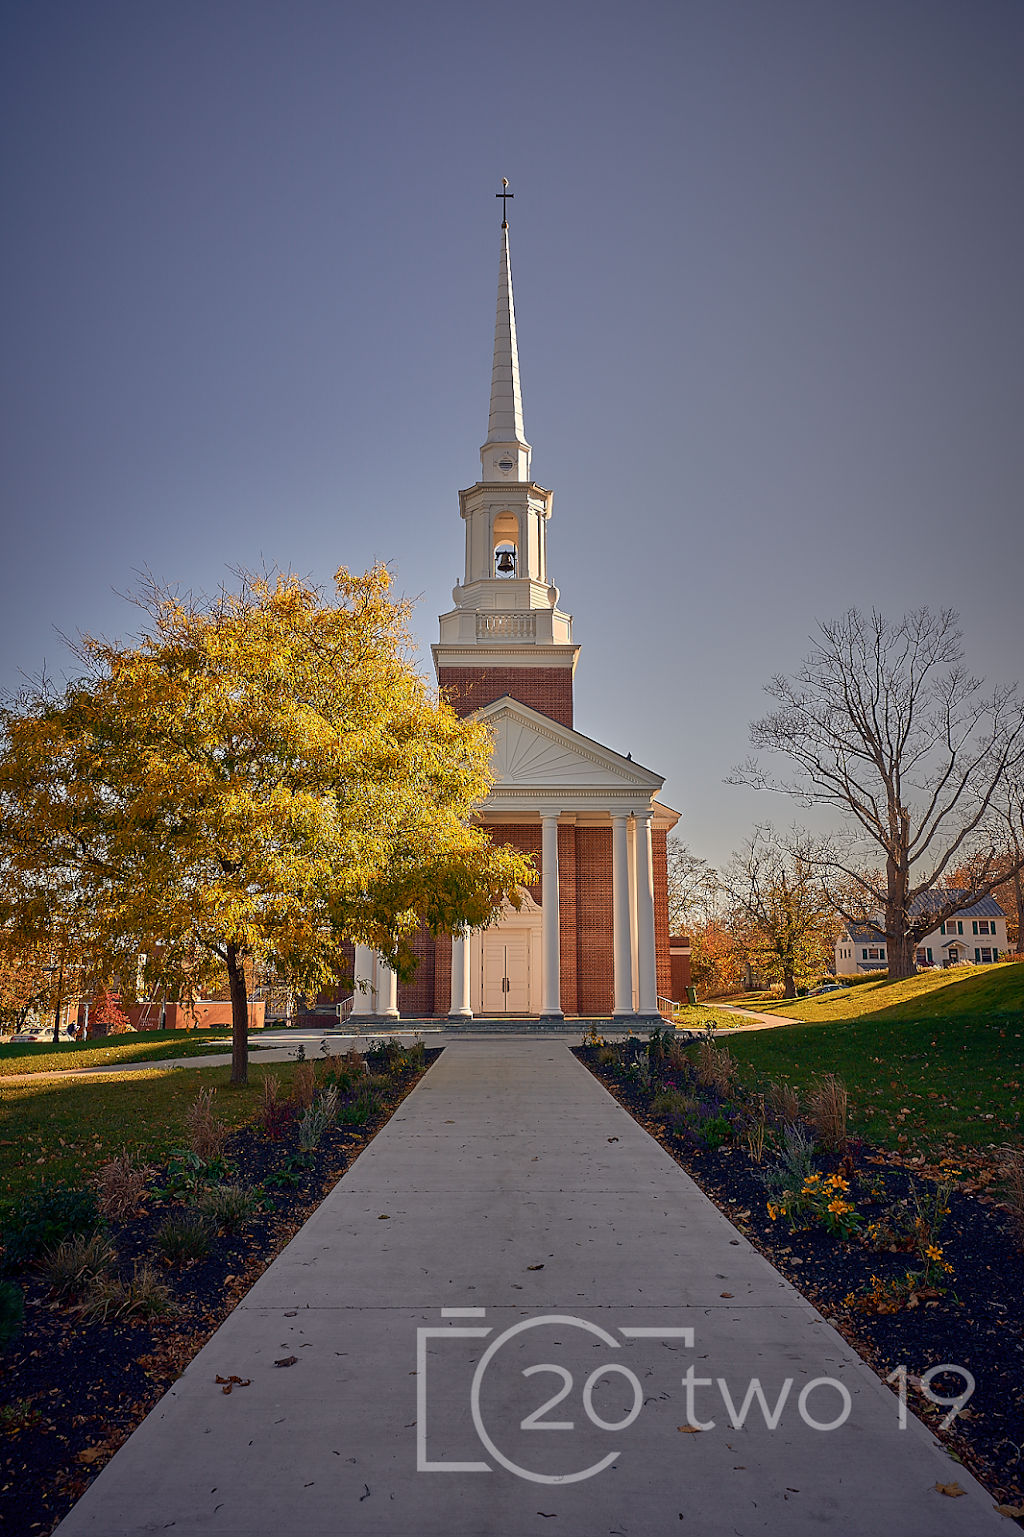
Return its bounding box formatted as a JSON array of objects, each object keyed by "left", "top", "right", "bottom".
[
  {"left": 438, "top": 666, "right": 573, "bottom": 728},
  {"left": 575, "top": 826, "right": 614, "bottom": 1015},
  {"left": 652, "top": 828, "right": 672, "bottom": 1002},
  {"left": 397, "top": 921, "right": 437, "bottom": 1017}
]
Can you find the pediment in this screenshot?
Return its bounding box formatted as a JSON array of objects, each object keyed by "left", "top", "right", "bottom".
[{"left": 476, "top": 696, "right": 663, "bottom": 792}]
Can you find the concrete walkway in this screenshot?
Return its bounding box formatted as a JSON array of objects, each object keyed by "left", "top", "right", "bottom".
[{"left": 56, "top": 1039, "right": 1002, "bottom": 1536}]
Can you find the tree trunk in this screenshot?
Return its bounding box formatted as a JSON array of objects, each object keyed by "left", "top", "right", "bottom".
[
  {"left": 783, "top": 970, "right": 797, "bottom": 999},
  {"left": 226, "top": 943, "right": 249, "bottom": 1087},
  {"left": 887, "top": 930, "right": 917, "bottom": 980}
]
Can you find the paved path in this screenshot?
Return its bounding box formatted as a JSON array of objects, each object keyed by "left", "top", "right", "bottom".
[
  {"left": 56, "top": 1039, "right": 1001, "bottom": 1536},
  {"left": 710, "top": 1003, "right": 804, "bottom": 1030}
]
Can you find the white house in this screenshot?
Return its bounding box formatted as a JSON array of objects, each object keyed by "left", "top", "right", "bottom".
[{"left": 834, "top": 892, "right": 1009, "bottom": 975}]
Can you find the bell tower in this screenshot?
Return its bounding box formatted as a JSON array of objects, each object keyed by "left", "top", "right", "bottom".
[{"left": 433, "top": 190, "right": 579, "bottom": 728}]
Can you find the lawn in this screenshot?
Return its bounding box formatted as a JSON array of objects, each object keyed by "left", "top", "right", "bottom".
[
  {"left": 0, "top": 1027, "right": 289, "bottom": 1077},
  {"left": 0, "top": 1059, "right": 308, "bottom": 1204},
  {"left": 740, "top": 959, "right": 1024, "bottom": 1025},
  {"left": 717, "top": 1012, "right": 1023, "bottom": 1153}
]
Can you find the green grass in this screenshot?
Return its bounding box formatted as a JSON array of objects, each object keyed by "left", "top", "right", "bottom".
[
  {"left": 0, "top": 1060, "right": 309, "bottom": 1204},
  {"left": 737, "top": 960, "right": 1024, "bottom": 1025},
  {"left": 668, "top": 1005, "right": 756, "bottom": 1032},
  {"left": 713, "top": 1012, "right": 1023, "bottom": 1153},
  {"left": 0, "top": 1027, "right": 289, "bottom": 1077}
]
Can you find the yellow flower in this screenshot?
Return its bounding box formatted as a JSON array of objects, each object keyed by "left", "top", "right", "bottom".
[
  {"left": 767, "top": 1202, "right": 779, "bottom": 1221},
  {"left": 827, "top": 1198, "right": 850, "bottom": 1215},
  {"left": 924, "top": 1244, "right": 943, "bottom": 1262}
]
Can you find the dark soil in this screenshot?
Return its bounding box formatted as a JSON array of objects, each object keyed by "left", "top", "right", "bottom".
[
  {"left": 574, "top": 1041, "right": 1024, "bottom": 1521},
  {"left": 0, "top": 1048, "right": 441, "bottom": 1536}
]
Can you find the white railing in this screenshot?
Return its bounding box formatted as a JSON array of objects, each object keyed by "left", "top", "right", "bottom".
[
  {"left": 336, "top": 996, "right": 354, "bottom": 1021},
  {"left": 477, "top": 612, "right": 537, "bottom": 639}
]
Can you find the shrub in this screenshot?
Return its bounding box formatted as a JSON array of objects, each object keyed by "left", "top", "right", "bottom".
[
  {"left": 694, "top": 1041, "right": 736, "bottom": 1097},
  {"left": 40, "top": 1233, "right": 118, "bottom": 1300},
  {"left": 1, "top": 1182, "right": 101, "bottom": 1272},
  {"left": 255, "top": 1074, "right": 294, "bottom": 1140},
  {"left": 96, "top": 1151, "right": 154, "bottom": 1221},
  {"left": 291, "top": 1060, "right": 317, "bottom": 1110},
  {"left": 765, "top": 1080, "right": 801, "bottom": 1127},
  {"left": 184, "top": 1087, "right": 229, "bottom": 1160},
  {"left": 78, "top": 1263, "right": 176, "bottom": 1322},
  {"left": 365, "top": 1037, "right": 403, "bottom": 1073},
  {"left": 154, "top": 1211, "right": 213, "bottom": 1264},
  {"left": 298, "top": 1086, "right": 339, "bottom": 1151},
  {"left": 338, "top": 1090, "right": 383, "bottom": 1126},
  {"left": 807, "top": 1074, "right": 848, "bottom": 1152},
  {"left": 0, "top": 1280, "right": 24, "bottom": 1350},
  {"left": 194, "top": 1185, "right": 261, "bottom": 1233}
]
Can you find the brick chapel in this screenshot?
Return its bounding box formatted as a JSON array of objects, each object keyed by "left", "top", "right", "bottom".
[{"left": 349, "top": 203, "right": 679, "bottom": 1024}]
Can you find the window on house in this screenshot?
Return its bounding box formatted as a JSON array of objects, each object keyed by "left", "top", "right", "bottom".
[
  {"left": 979, "top": 920, "right": 991, "bottom": 935},
  {"left": 868, "top": 948, "right": 880, "bottom": 959}
]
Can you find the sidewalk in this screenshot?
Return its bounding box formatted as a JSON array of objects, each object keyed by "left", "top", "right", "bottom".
[{"left": 56, "top": 1038, "right": 1002, "bottom": 1536}]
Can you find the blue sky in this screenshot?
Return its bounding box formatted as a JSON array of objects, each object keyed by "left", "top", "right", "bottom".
[{"left": 2, "top": 0, "right": 1022, "bottom": 868}]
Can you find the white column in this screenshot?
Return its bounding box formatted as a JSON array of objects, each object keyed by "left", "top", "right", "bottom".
[
  {"left": 380, "top": 958, "right": 399, "bottom": 1020},
  {"left": 449, "top": 930, "right": 473, "bottom": 1019},
  {"left": 540, "top": 810, "right": 563, "bottom": 1018},
  {"left": 634, "top": 809, "right": 659, "bottom": 1018},
  {"left": 352, "top": 944, "right": 374, "bottom": 1017},
  {"left": 627, "top": 814, "right": 639, "bottom": 1011},
  {"left": 611, "top": 813, "right": 634, "bottom": 1017}
]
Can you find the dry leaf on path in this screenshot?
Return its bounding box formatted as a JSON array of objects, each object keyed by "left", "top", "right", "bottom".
[
  {"left": 527, "top": 1264, "right": 544, "bottom": 1271},
  {"left": 996, "top": 1505, "right": 1024, "bottom": 1517},
  {"left": 274, "top": 1355, "right": 299, "bottom": 1368},
  {"left": 215, "top": 1375, "right": 251, "bottom": 1394},
  {"left": 677, "top": 1426, "right": 702, "bottom": 1434},
  {"left": 720, "top": 1292, "right": 734, "bottom": 1298},
  {"left": 935, "top": 1482, "right": 966, "bottom": 1497}
]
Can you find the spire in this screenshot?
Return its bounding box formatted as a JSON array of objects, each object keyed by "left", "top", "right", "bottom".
[
  {"left": 481, "top": 187, "right": 531, "bottom": 482},
  {"left": 485, "top": 222, "right": 526, "bottom": 446}
]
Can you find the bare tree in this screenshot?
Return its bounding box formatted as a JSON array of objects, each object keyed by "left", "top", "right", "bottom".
[
  {"left": 730, "top": 608, "right": 1024, "bottom": 978},
  {"left": 665, "top": 838, "right": 720, "bottom": 933},
  {"left": 721, "top": 827, "right": 837, "bottom": 998}
]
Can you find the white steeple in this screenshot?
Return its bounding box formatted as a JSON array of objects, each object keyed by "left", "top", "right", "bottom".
[
  {"left": 481, "top": 218, "right": 531, "bottom": 483},
  {"left": 433, "top": 186, "right": 577, "bottom": 678}
]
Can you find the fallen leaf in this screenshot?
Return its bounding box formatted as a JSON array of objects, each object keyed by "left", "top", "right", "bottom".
[
  {"left": 284, "top": 1311, "right": 298, "bottom": 1317},
  {"left": 76, "top": 1445, "right": 110, "bottom": 1465},
  {"left": 935, "top": 1482, "right": 966, "bottom": 1498},
  {"left": 378, "top": 1214, "right": 390, "bottom": 1220},
  {"left": 223, "top": 1274, "right": 237, "bottom": 1285},
  {"left": 720, "top": 1292, "right": 734, "bottom": 1298},
  {"left": 995, "top": 1505, "right": 1024, "bottom": 1518},
  {"left": 677, "top": 1425, "right": 702, "bottom": 1433},
  {"left": 608, "top": 1136, "right": 619, "bottom": 1143},
  {"left": 527, "top": 1264, "right": 544, "bottom": 1271},
  {"left": 274, "top": 1356, "right": 299, "bottom": 1368},
  {"left": 215, "top": 1375, "right": 251, "bottom": 1394}
]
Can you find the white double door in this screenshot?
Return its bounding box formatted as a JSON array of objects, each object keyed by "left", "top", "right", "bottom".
[{"left": 481, "top": 930, "right": 531, "bottom": 1013}]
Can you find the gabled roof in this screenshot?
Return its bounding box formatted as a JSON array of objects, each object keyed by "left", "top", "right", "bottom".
[{"left": 472, "top": 695, "right": 680, "bottom": 826}]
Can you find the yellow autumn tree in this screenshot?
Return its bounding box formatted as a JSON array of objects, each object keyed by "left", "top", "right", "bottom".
[{"left": 0, "top": 566, "right": 533, "bottom": 1082}]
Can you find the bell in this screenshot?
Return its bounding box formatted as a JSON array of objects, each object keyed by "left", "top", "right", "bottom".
[{"left": 495, "top": 548, "right": 516, "bottom": 574}]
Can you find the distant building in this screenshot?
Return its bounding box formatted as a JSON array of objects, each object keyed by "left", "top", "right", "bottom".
[{"left": 834, "top": 891, "right": 1008, "bottom": 975}]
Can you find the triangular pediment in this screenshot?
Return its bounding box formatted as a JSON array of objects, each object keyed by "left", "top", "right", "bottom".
[{"left": 474, "top": 696, "right": 664, "bottom": 792}]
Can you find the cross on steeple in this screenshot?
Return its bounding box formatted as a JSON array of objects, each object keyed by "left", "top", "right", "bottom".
[{"left": 496, "top": 177, "right": 513, "bottom": 227}]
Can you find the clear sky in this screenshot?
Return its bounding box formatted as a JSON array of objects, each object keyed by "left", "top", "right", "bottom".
[{"left": 2, "top": 0, "right": 1022, "bottom": 870}]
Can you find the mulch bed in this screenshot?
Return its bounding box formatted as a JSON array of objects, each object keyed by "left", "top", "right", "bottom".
[
  {"left": 0, "top": 1048, "right": 441, "bottom": 1536},
  {"left": 574, "top": 1041, "right": 1024, "bottom": 1521}
]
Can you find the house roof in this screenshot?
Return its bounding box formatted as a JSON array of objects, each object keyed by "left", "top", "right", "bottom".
[
  {"left": 838, "top": 889, "right": 1006, "bottom": 945},
  {"left": 908, "top": 890, "right": 1006, "bottom": 919}
]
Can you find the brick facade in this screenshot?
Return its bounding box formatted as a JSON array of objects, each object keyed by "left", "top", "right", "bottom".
[
  {"left": 652, "top": 827, "right": 672, "bottom": 1003},
  {"left": 575, "top": 826, "right": 614, "bottom": 1015},
  {"left": 437, "top": 666, "right": 573, "bottom": 728}
]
